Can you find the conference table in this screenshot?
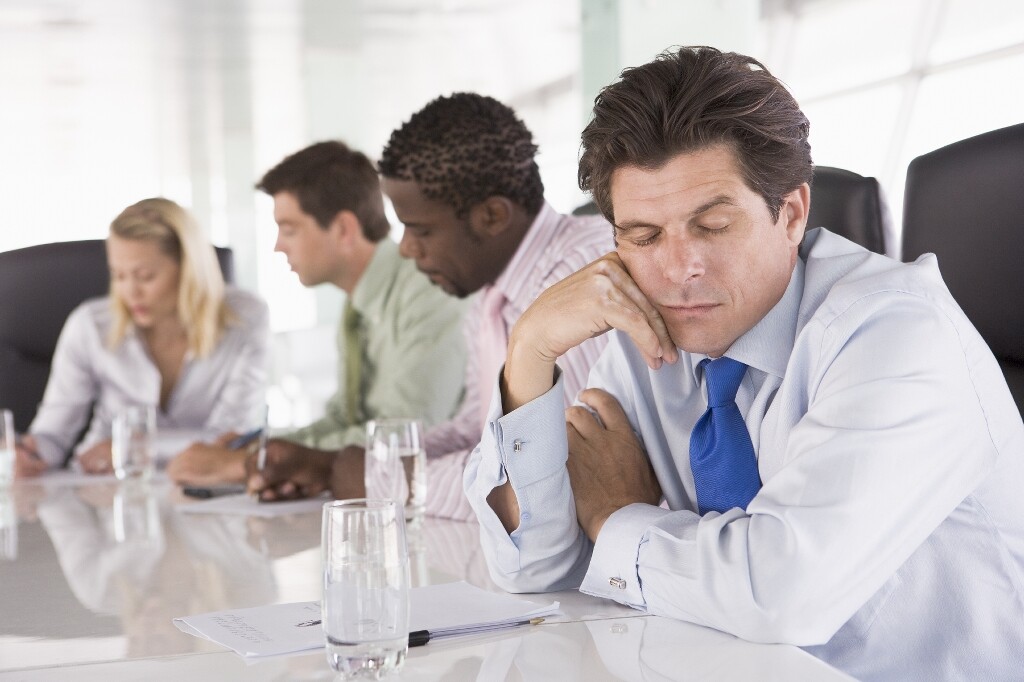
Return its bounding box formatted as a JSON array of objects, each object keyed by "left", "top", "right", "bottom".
[{"left": 0, "top": 474, "right": 852, "bottom": 680}]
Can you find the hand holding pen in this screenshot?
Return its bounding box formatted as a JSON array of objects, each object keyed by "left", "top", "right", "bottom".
[{"left": 14, "top": 434, "right": 47, "bottom": 478}]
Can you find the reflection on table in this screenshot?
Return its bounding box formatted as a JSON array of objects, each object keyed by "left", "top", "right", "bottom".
[{"left": 0, "top": 475, "right": 851, "bottom": 681}]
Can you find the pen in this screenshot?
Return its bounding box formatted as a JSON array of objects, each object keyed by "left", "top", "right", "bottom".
[
  {"left": 226, "top": 428, "right": 263, "bottom": 450},
  {"left": 293, "top": 617, "right": 545, "bottom": 647},
  {"left": 256, "top": 405, "right": 269, "bottom": 470}
]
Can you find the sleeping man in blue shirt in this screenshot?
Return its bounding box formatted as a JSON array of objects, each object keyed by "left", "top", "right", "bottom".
[{"left": 465, "top": 46, "right": 1024, "bottom": 682}]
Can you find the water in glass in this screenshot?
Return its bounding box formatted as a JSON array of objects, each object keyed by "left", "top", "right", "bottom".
[{"left": 322, "top": 499, "right": 410, "bottom": 679}]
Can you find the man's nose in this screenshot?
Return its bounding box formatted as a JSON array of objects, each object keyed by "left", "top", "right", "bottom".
[{"left": 398, "top": 231, "right": 421, "bottom": 260}]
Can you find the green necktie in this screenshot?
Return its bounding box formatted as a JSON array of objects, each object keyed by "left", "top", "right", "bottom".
[{"left": 343, "top": 299, "right": 362, "bottom": 424}]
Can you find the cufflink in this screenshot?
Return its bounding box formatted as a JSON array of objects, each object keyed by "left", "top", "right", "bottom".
[
  {"left": 513, "top": 439, "right": 523, "bottom": 453},
  {"left": 609, "top": 577, "right": 627, "bottom": 590}
]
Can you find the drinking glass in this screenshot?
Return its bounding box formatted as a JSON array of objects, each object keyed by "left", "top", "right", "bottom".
[
  {"left": 364, "top": 419, "right": 426, "bottom": 524},
  {"left": 0, "top": 409, "right": 14, "bottom": 487},
  {"left": 322, "top": 499, "right": 410, "bottom": 679},
  {"left": 111, "top": 405, "right": 156, "bottom": 481}
]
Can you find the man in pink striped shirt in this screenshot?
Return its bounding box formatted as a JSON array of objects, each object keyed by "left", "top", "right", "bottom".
[{"left": 248, "top": 93, "right": 611, "bottom": 520}]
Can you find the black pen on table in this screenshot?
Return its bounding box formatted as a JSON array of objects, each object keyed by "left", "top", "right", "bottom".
[{"left": 294, "top": 617, "right": 546, "bottom": 647}]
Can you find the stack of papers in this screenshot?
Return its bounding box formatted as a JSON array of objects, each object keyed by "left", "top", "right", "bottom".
[{"left": 173, "top": 581, "right": 560, "bottom": 658}]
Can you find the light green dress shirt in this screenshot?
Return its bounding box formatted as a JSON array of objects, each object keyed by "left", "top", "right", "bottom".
[{"left": 285, "top": 239, "right": 467, "bottom": 449}]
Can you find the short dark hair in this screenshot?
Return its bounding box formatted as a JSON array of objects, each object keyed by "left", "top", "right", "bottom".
[
  {"left": 579, "top": 46, "right": 813, "bottom": 223},
  {"left": 256, "top": 140, "right": 390, "bottom": 242},
  {"left": 378, "top": 93, "right": 545, "bottom": 218}
]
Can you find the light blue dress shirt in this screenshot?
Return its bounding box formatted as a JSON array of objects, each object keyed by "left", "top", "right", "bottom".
[{"left": 464, "top": 229, "right": 1024, "bottom": 681}]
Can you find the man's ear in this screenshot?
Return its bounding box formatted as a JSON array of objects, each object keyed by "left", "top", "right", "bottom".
[
  {"left": 329, "top": 210, "right": 363, "bottom": 245},
  {"left": 782, "top": 183, "right": 810, "bottom": 247},
  {"left": 467, "top": 196, "right": 514, "bottom": 238}
]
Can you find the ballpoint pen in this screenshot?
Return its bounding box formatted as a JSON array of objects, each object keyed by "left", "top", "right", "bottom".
[
  {"left": 256, "top": 405, "right": 269, "bottom": 470},
  {"left": 226, "top": 427, "right": 263, "bottom": 450},
  {"left": 294, "top": 617, "right": 546, "bottom": 647}
]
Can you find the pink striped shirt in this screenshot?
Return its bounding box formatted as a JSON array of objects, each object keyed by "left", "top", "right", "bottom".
[{"left": 422, "top": 203, "right": 613, "bottom": 520}]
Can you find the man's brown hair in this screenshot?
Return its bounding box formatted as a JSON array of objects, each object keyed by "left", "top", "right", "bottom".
[
  {"left": 579, "top": 46, "right": 813, "bottom": 224},
  {"left": 257, "top": 141, "right": 390, "bottom": 242}
]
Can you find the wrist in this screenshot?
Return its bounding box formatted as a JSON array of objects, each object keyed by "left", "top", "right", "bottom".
[
  {"left": 503, "top": 336, "right": 558, "bottom": 413},
  {"left": 579, "top": 506, "right": 615, "bottom": 543}
]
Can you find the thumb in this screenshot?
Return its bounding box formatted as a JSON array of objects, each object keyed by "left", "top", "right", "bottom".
[{"left": 578, "top": 388, "right": 632, "bottom": 433}]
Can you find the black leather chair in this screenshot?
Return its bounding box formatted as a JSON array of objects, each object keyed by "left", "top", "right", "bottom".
[
  {"left": 0, "top": 240, "right": 234, "bottom": 432},
  {"left": 807, "top": 166, "right": 890, "bottom": 255},
  {"left": 901, "top": 122, "right": 1024, "bottom": 415}
]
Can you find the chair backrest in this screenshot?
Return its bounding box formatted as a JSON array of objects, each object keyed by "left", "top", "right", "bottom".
[
  {"left": 0, "top": 240, "right": 234, "bottom": 431},
  {"left": 806, "top": 166, "right": 889, "bottom": 255},
  {"left": 901, "top": 122, "right": 1024, "bottom": 414}
]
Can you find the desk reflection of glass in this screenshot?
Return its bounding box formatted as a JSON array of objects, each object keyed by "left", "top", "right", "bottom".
[
  {"left": 112, "top": 481, "right": 162, "bottom": 545},
  {"left": 0, "top": 489, "right": 16, "bottom": 561}
]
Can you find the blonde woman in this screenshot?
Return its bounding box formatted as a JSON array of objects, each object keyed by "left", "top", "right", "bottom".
[{"left": 16, "top": 198, "right": 269, "bottom": 476}]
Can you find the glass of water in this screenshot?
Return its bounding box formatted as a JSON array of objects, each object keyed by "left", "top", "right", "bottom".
[
  {"left": 0, "top": 409, "right": 14, "bottom": 487},
  {"left": 111, "top": 405, "right": 155, "bottom": 481},
  {"left": 322, "top": 499, "right": 410, "bottom": 679},
  {"left": 365, "top": 419, "right": 426, "bottom": 524}
]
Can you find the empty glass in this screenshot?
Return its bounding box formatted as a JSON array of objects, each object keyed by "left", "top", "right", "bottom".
[
  {"left": 111, "top": 405, "right": 155, "bottom": 481},
  {"left": 322, "top": 499, "right": 410, "bottom": 679},
  {"left": 364, "top": 419, "right": 426, "bottom": 524},
  {"left": 0, "top": 409, "right": 14, "bottom": 487}
]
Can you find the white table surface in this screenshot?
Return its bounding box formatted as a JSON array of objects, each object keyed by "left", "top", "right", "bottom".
[{"left": 0, "top": 476, "right": 852, "bottom": 680}]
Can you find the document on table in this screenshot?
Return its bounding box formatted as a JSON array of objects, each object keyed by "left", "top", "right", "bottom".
[
  {"left": 173, "top": 581, "right": 560, "bottom": 658},
  {"left": 177, "top": 493, "right": 329, "bottom": 518}
]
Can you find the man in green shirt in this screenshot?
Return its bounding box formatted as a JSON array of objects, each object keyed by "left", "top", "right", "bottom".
[{"left": 167, "top": 141, "right": 466, "bottom": 486}]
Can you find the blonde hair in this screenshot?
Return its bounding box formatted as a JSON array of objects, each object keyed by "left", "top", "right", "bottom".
[{"left": 107, "top": 198, "right": 229, "bottom": 357}]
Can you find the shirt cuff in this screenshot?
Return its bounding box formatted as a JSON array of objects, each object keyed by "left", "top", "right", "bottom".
[
  {"left": 580, "top": 502, "right": 671, "bottom": 609},
  {"left": 488, "top": 367, "right": 569, "bottom": 488}
]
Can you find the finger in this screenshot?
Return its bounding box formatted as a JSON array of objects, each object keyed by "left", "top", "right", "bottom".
[
  {"left": 16, "top": 450, "right": 47, "bottom": 478},
  {"left": 565, "top": 421, "right": 584, "bottom": 459},
  {"left": 577, "top": 388, "right": 633, "bottom": 433},
  {"left": 247, "top": 471, "right": 266, "bottom": 495},
  {"left": 600, "top": 254, "right": 678, "bottom": 366},
  {"left": 590, "top": 274, "right": 668, "bottom": 369},
  {"left": 565, "top": 405, "right": 604, "bottom": 439},
  {"left": 215, "top": 431, "right": 239, "bottom": 446}
]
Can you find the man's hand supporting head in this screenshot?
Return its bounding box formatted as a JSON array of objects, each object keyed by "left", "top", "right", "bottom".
[{"left": 488, "top": 251, "right": 676, "bottom": 533}]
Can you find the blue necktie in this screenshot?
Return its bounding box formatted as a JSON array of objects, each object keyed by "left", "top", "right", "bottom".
[{"left": 689, "top": 357, "right": 762, "bottom": 515}]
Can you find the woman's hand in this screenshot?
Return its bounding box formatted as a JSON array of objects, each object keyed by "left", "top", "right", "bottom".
[{"left": 77, "top": 439, "right": 114, "bottom": 474}]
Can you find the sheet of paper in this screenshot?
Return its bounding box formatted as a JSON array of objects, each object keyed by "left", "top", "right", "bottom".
[
  {"left": 173, "top": 581, "right": 560, "bottom": 658},
  {"left": 175, "top": 601, "right": 324, "bottom": 657},
  {"left": 176, "top": 493, "right": 328, "bottom": 517},
  {"left": 410, "top": 581, "right": 558, "bottom": 637}
]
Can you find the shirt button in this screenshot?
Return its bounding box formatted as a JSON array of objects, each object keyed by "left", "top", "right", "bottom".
[
  {"left": 521, "top": 512, "right": 531, "bottom": 522},
  {"left": 609, "top": 577, "right": 627, "bottom": 590}
]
